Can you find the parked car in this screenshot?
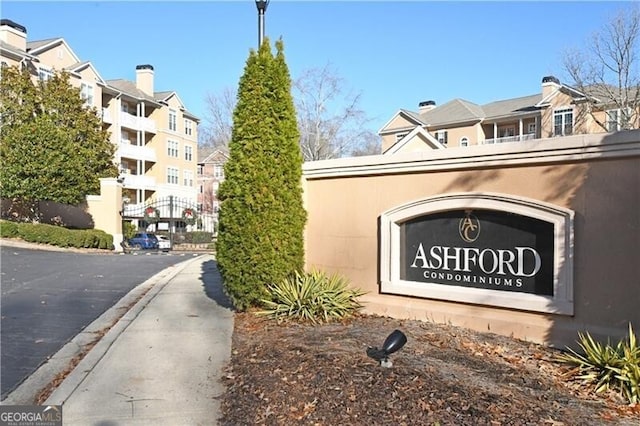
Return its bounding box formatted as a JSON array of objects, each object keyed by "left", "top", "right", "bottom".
[
  {"left": 127, "top": 232, "right": 159, "bottom": 250},
  {"left": 157, "top": 235, "right": 171, "bottom": 252}
]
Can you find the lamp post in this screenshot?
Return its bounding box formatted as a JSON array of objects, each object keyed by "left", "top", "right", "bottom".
[{"left": 255, "top": 0, "right": 269, "bottom": 47}]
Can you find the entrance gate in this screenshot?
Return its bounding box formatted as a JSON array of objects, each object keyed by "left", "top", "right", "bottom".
[{"left": 122, "top": 196, "right": 199, "bottom": 247}]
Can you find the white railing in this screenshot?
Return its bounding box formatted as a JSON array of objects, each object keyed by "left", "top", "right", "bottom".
[
  {"left": 482, "top": 133, "right": 537, "bottom": 145},
  {"left": 121, "top": 174, "right": 156, "bottom": 189},
  {"left": 118, "top": 142, "right": 156, "bottom": 162},
  {"left": 102, "top": 108, "right": 112, "bottom": 124},
  {"left": 119, "top": 111, "right": 157, "bottom": 133}
]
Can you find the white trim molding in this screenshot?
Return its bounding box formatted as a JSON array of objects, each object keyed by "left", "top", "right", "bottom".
[{"left": 379, "top": 192, "right": 575, "bottom": 315}]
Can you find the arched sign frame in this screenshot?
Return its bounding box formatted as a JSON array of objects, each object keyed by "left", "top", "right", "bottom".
[{"left": 379, "top": 192, "right": 574, "bottom": 315}]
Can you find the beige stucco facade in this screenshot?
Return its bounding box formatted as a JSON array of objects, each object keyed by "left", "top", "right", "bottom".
[
  {"left": 302, "top": 131, "right": 640, "bottom": 347},
  {"left": 1, "top": 19, "right": 200, "bottom": 242}
]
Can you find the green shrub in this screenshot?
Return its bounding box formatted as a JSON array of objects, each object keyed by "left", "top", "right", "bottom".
[
  {"left": 216, "top": 40, "right": 306, "bottom": 311},
  {"left": 258, "top": 270, "right": 366, "bottom": 323},
  {"left": 123, "top": 221, "right": 136, "bottom": 240},
  {"left": 0, "top": 220, "right": 19, "bottom": 237},
  {"left": 0, "top": 220, "right": 113, "bottom": 250},
  {"left": 184, "top": 231, "right": 213, "bottom": 244},
  {"left": 558, "top": 323, "right": 639, "bottom": 404}
]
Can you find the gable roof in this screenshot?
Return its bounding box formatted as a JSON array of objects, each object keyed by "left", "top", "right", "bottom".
[
  {"left": 106, "top": 79, "right": 160, "bottom": 104},
  {"left": 26, "top": 37, "right": 81, "bottom": 64},
  {"left": 483, "top": 93, "right": 542, "bottom": 120},
  {"left": 198, "top": 148, "right": 229, "bottom": 164},
  {"left": 383, "top": 126, "right": 445, "bottom": 154},
  {"left": 0, "top": 40, "right": 32, "bottom": 60},
  {"left": 377, "top": 109, "right": 425, "bottom": 133},
  {"left": 419, "top": 98, "right": 484, "bottom": 127},
  {"left": 65, "top": 61, "right": 106, "bottom": 85}
]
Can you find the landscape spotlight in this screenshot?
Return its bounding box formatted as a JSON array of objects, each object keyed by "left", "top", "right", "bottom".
[{"left": 366, "top": 329, "right": 407, "bottom": 368}]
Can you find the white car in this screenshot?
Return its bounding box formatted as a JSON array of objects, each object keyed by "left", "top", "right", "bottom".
[{"left": 157, "top": 235, "right": 171, "bottom": 252}]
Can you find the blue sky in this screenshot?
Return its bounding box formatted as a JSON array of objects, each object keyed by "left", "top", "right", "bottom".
[{"left": 1, "top": 1, "right": 631, "bottom": 135}]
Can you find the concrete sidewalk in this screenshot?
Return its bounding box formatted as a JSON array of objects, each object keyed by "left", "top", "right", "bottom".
[{"left": 44, "top": 254, "right": 234, "bottom": 425}]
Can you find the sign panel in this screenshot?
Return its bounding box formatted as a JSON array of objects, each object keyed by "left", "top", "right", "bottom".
[{"left": 400, "top": 209, "right": 554, "bottom": 295}]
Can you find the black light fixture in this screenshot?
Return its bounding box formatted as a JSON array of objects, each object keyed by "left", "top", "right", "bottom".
[
  {"left": 366, "top": 329, "right": 407, "bottom": 368},
  {"left": 255, "top": 0, "right": 269, "bottom": 47}
]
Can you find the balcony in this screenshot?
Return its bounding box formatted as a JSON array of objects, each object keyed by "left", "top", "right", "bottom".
[
  {"left": 101, "top": 108, "right": 113, "bottom": 124},
  {"left": 120, "top": 111, "right": 157, "bottom": 133},
  {"left": 118, "top": 140, "right": 156, "bottom": 162},
  {"left": 120, "top": 174, "right": 156, "bottom": 190},
  {"left": 482, "top": 133, "right": 537, "bottom": 145}
]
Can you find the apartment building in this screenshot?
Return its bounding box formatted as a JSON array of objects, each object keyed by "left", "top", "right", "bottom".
[
  {"left": 0, "top": 19, "right": 199, "bottom": 218},
  {"left": 379, "top": 75, "right": 637, "bottom": 154},
  {"left": 196, "top": 148, "right": 229, "bottom": 233}
]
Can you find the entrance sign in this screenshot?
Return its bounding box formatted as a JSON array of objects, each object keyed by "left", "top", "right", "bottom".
[{"left": 380, "top": 193, "right": 574, "bottom": 315}]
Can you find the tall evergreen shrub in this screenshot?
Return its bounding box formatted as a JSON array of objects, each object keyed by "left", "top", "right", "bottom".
[{"left": 216, "top": 39, "right": 307, "bottom": 310}]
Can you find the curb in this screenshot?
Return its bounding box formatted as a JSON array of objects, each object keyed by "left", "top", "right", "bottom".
[{"left": 1, "top": 255, "right": 204, "bottom": 405}]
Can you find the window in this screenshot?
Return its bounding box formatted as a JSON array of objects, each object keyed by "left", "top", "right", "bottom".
[
  {"left": 606, "top": 110, "right": 619, "bottom": 132},
  {"left": 80, "top": 83, "right": 94, "bottom": 107},
  {"left": 167, "top": 140, "right": 179, "bottom": 157},
  {"left": 183, "top": 170, "right": 194, "bottom": 187},
  {"left": 436, "top": 130, "right": 448, "bottom": 145},
  {"left": 553, "top": 108, "right": 573, "bottom": 136},
  {"left": 185, "top": 119, "right": 193, "bottom": 136},
  {"left": 459, "top": 137, "right": 469, "bottom": 147},
  {"left": 169, "top": 109, "right": 177, "bottom": 131},
  {"left": 121, "top": 103, "right": 129, "bottom": 113},
  {"left": 185, "top": 145, "right": 193, "bottom": 161},
  {"left": 395, "top": 132, "right": 409, "bottom": 142},
  {"left": 605, "top": 108, "right": 632, "bottom": 132},
  {"left": 199, "top": 184, "right": 204, "bottom": 194},
  {"left": 37, "top": 67, "right": 53, "bottom": 81},
  {"left": 214, "top": 165, "right": 224, "bottom": 179},
  {"left": 197, "top": 165, "right": 204, "bottom": 175},
  {"left": 501, "top": 127, "right": 515, "bottom": 137},
  {"left": 528, "top": 123, "right": 537, "bottom": 134},
  {"left": 167, "top": 167, "right": 179, "bottom": 185}
]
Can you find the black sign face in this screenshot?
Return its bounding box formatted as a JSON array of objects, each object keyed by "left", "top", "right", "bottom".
[{"left": 400, "top": 210, "right": 554, "bottom": 295}]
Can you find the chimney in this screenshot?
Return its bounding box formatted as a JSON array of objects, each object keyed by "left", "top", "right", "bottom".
[
  {"left": 418, "top": 100, "right": 436, "bottom": 114},
  {"left": 541, "top": 75, "right": 561, "bottom": 99},
  {"left": 0, "top": 19, "right": 27, "bottom": 52},
  {"left": 135, "top": 64, "right": 154, "bottom": 95}
]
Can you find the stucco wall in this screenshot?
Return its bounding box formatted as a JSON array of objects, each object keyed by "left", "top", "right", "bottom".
[{"left": 302, "top": 131, "right": 640, "bottom": 347}]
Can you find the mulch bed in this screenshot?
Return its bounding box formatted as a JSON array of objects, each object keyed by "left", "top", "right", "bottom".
[{"left": 220, "top": 313, "right": 640, "bottom": 425}]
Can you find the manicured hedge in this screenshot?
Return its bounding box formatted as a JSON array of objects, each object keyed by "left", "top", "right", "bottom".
[{"left": 0, "top": 220, "right": 113, "bottom": 249}]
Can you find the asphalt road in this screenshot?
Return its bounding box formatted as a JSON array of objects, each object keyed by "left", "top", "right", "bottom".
[{"left": 0, "top": 246, "right": 193, "bottom": 399}]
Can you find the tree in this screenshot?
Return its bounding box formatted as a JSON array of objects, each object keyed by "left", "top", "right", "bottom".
[
  {"left": 563, "top": 6, "right": 640, "bottom": 131},
  {"left": 200, "top": 86, "right": 236, "bottom": 149},
  {"left": 294, "top": 63, "right": 375, "bottom": 160},
  {"left": 349, "top": 130, "right": 382, "bottom": 157},
  {"left": 0, "top": 66, "right": 117, "bottom": 212},
  {"left": 216, "top": 39, "right": 306, "bottom": 310},
  {"left": 202, "top": 63, "right": 378, "bottom": 159}
]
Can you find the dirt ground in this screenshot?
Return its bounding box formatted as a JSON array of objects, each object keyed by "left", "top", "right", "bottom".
[{"left": 220, "top": 313, "right": 640, "bottom": 425}]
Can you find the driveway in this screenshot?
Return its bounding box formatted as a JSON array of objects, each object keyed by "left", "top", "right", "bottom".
[{"left": 0, "top": 244, "right": 194, "bottom": 399}]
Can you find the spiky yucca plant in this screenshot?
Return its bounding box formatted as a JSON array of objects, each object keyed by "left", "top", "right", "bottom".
[
  {"left": 558, "top": 323, "right": 639, "bottom": 404},
  {"left": 258, "top": 270, "right": 366, "bottom": 323}
]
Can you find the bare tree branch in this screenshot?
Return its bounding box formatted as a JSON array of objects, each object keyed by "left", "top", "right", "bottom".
[
  {"left": 202, "top": 64, "right": 380, "bottom": 159},
  {"left": 563, "top": 6, "right": 640, "bottom": 131}
]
